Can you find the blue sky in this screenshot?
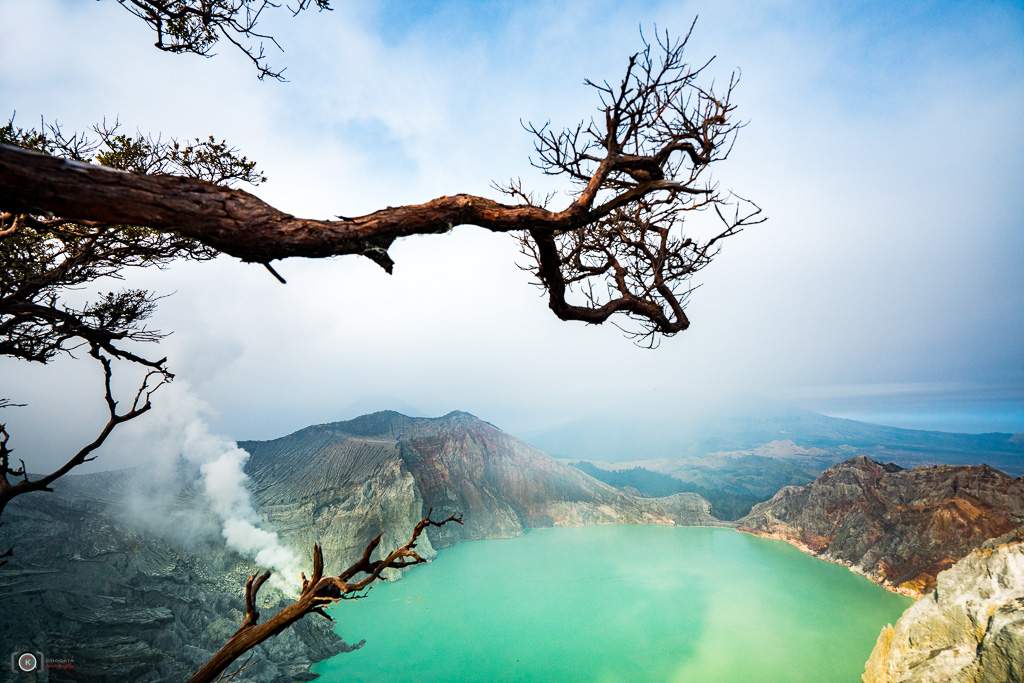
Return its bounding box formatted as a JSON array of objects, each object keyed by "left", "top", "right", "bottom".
[{"left": 1, "top": 0, "right": 1022, "bottom": 470}]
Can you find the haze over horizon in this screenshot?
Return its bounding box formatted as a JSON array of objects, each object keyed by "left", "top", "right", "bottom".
[{"left": 1, "top": 0, "right": 1022, "bottom": 472}]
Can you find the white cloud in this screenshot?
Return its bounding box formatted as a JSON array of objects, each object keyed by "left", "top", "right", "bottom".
[{"left": 1, "top": 0, "right": 1021, "bottom": 453}]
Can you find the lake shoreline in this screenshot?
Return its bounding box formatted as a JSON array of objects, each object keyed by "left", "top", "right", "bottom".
[{"left": 313, "top": 525, "right": 912, "bottom": 683}]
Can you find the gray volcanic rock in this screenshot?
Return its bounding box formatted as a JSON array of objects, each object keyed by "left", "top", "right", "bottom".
[
  {"left": 0, "top": 471, "right": 348, "bottom": 683},
  {"left": 863, "top": 527, "right": 1024, "bottom": 682},
  {"left": 241, "top": 411, "right": 728, "bottom": 567},
  {"left": 241, "top": 420, "right": 431, "bottom": 579},
  {"left": 738, "top": 456, "right": 1024, "bottom": 596}
]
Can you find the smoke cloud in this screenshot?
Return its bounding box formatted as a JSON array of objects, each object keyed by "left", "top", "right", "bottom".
[
  {"left": 112, "top": 383, "right": 304, "bottom": 594},
  {"left": 188, "top": 418, "right": 303, "bottom": 594}
]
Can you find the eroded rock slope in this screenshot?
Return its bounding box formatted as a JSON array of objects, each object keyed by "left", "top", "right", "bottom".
[
  {"left": 241, "top": 410, "right": 727, "bottom": 569},
  {"left": 863, "top": 527, "right": 1024, "bottom": 683},
  {"left": 738, "top": 456, "right": 1024, "bottom": 596}
]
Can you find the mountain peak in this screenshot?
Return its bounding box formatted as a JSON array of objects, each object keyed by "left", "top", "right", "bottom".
[{"left": 297, "top": 410, "right": 493, "bottom": 440}]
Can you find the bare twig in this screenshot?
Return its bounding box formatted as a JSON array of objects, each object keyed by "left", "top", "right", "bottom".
[
  {"left": 0, "top": 346, "right": 168, "bottom": 521},
  {"left": 187, "top": 510, "right": 464, "bottom": 683},
  {"left": 213, "top": 653, "right": 259, "bottom": 682}
]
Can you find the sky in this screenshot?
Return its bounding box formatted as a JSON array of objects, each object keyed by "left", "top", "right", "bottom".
[{"left": 1, "top": 0, "right": 1023, "bottom": 472}]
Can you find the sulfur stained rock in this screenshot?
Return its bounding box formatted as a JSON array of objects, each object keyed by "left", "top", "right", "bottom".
[
  {"left": 737, "top": 456, "right": 1024, "bottom": 597},
  {"left": 863, "top": 527, "right": 1024, "bottom": 682}
]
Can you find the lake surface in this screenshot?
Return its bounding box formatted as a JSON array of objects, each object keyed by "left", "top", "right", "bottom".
[{"left": 311, "top": 526, "right": 912, "bottom": 682}]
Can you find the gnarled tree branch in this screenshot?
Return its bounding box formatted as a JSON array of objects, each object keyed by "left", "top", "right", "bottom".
[
  {"left": 1, "top": 26, "right": 761, "bottom": 343},
  {"left": 0, "top": 144, "right": 564, "bottom": 273},
  {"left": 187, "top": 510, "right": 464, "bottom": 683},
  {"left": 0, "top": 346, "right": 167, "bottom": 522}
]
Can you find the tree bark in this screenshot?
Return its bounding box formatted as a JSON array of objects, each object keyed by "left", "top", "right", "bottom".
[{"left": 0, "top": 144, "right": 575, "bottom": 272}]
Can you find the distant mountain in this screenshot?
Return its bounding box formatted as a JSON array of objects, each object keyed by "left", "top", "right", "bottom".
[
  {"left": 520, "top": 395, "right": 1024, "bottom": 475},
  {"left": 738, "top": 456, "right": 1024, "bottom": 597},
  {"left": 569, "top": 461, "right": 768, "bottom": 520}
]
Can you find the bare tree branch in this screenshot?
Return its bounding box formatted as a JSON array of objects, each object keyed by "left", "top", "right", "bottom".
[
  {"left": 187, "top": 510, "right": 464, "bottom": 683},
  {"left": 213, "top": 653, "right": 259, "bottom": 683},
  {"left": 210, "top": 655, "right": 258, "bottom": 679},
  {"left": 511, "top": 25, "right": 765, "bottom": 344},
  {"left": 0, "top": 346, "right": 168, "bottom": 522},
  {"left": 110, "top": 0, "right": 333, "bottom": 80},
  {"left": 1, "top": 26, "right": 761, "bottom": 344}
]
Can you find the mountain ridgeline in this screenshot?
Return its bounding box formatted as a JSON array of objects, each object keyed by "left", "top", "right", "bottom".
[
  {"left": 239, "top": 410, "right": 726, "bottom": 577},
  {"left": 569, "top": 460, "right": 768, "bottom": 520},
  {"left": 525, "top": 396, "right": 1024, "bottom": 475}
]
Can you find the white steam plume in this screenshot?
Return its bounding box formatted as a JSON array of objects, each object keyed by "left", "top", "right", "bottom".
[
  {"left": 112, "top": 383, "right": 303, "bottom": 594},
  {"left": 186, "top": 418, "right": 303, "bottom": 594}
]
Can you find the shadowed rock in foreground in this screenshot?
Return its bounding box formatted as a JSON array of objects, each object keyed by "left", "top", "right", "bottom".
[
  {"left": 738, "top": 456, "right": 1024, "bottom": 597},
  {"left": 0, "top": 471, "right": 349, "bottom": 683},
  {"left": 863, "top": 527, "right": 1024, "bottom": 683}
]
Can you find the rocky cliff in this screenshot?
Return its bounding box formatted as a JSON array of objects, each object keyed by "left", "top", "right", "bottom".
[
  {"left": 241, "top": 411, "right": 727, "bottom": 574},
  {"left": 863, "top": 527, "right": 1024, "bottom": 682},
  {"left": 738, "top": 456, "right": 1024, "bottom": 596}
]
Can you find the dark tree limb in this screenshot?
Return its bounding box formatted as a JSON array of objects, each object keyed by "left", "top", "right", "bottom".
[
  {"left": 0, "top": 143, "right": 571, "bottom": 270},
  {"left": 0, "top": 118, "right": 248, "bottom": 369},
  {"left": 187, "top": 510, "right": 463, "bottom": 683},
  {"left": 0, "top": 346, "right": 167, "bottom": 521},
  {"left": 1, "top": 26, "right": 762, "bottom": 343}
]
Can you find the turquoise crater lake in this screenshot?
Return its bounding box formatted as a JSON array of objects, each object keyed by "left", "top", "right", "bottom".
[{"left": 311, "top": 526, "right": 912, "bottom": 682}]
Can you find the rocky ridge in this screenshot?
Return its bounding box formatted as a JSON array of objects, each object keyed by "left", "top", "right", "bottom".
[
  {"left": 241, "top": 411, "right": 728, "bottom": 576},
  {"left": 862, "top": 526, "right": 1024, "bottom": 682},
  {"left": 738, "top": 456, "right": 1024, "bottom": 597}
]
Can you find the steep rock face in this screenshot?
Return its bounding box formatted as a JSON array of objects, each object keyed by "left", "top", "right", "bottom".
[
  {"left": 242, "top": 425, "right": 430, "bottom": 578},
  {"left": 738, "top": 456, "right": 1024, "bottom": 596},
  {"left": 241, "top": 411, "right": 728, "bottom": 562},
  {"left": 863, "top": 527, "right": 1024, "bottom": 683},
  {"left": 0, "top": 471, "right": 347, "bottom": 683}
]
